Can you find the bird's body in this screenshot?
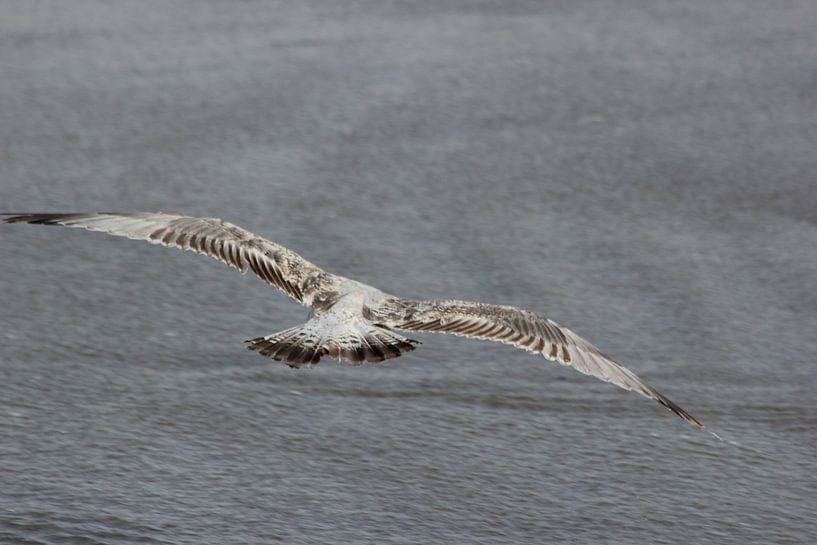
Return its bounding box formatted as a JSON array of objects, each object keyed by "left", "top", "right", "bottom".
[{"left": 3, "top": 212, "right": 714, "bottom": 434}]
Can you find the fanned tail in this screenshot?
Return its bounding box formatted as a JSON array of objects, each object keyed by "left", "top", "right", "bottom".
[{"left": 246, "top": 320, "right": 418, "bottom": 368}]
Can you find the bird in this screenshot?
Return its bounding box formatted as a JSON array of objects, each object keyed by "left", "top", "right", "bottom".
[{"left": 3, "top": 212, "right": 715, "bottom": 435}]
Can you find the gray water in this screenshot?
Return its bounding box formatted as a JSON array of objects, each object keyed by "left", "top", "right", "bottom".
[{"left": 1, "top": 1, "right": 815, "bottom": 544}]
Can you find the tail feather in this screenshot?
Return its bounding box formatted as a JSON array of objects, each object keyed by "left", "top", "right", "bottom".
[{"left": 246, "top": 320, "right": 418, "bottom": 368}]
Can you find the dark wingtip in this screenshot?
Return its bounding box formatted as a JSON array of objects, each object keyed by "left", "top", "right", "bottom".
[
  {"left": 2, "top": 213, "right": 83, "bottom": 225},
  {"left": 2, "top": 213, "right": 132, "bottom": 225},
  {"left": 655, "top": 393, "right": 721, "bottom": 439}
]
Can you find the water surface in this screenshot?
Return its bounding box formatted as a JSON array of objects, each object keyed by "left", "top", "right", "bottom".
[{"left": 1, "top": 1, "right": 815, "bottom": 543}]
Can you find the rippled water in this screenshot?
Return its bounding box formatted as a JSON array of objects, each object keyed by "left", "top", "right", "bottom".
[{"left": 1, "top": 1, "right": 816, "bottom": 544}]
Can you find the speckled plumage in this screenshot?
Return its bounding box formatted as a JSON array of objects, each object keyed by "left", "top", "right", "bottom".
[{"left": 4, "top": 212, "right": 714, "bottom": 434}]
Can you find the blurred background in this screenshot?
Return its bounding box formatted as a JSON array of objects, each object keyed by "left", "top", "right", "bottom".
[{"left": 1, "top": 1, "right": 815, "bottom": 544}]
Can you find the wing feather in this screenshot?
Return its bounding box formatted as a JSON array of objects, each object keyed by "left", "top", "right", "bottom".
[
  {"left": 379, "top": 298, "right": 713, "bottom": 434},
  {"left": 3, "top": 212, "right": 337, "bottom": 306}
]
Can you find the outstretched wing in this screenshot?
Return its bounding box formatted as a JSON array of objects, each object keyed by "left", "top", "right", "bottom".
[
  {"left": 378, "top": 298, "right": 712, "bottom": 433},
  {"left": 3, "top": 212, "right": 338, "bottom": 306}
]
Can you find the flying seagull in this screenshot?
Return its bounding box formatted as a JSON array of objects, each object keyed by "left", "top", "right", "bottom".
[{"left": 4, "top": 212, "right": 714, "bottom": 434}]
